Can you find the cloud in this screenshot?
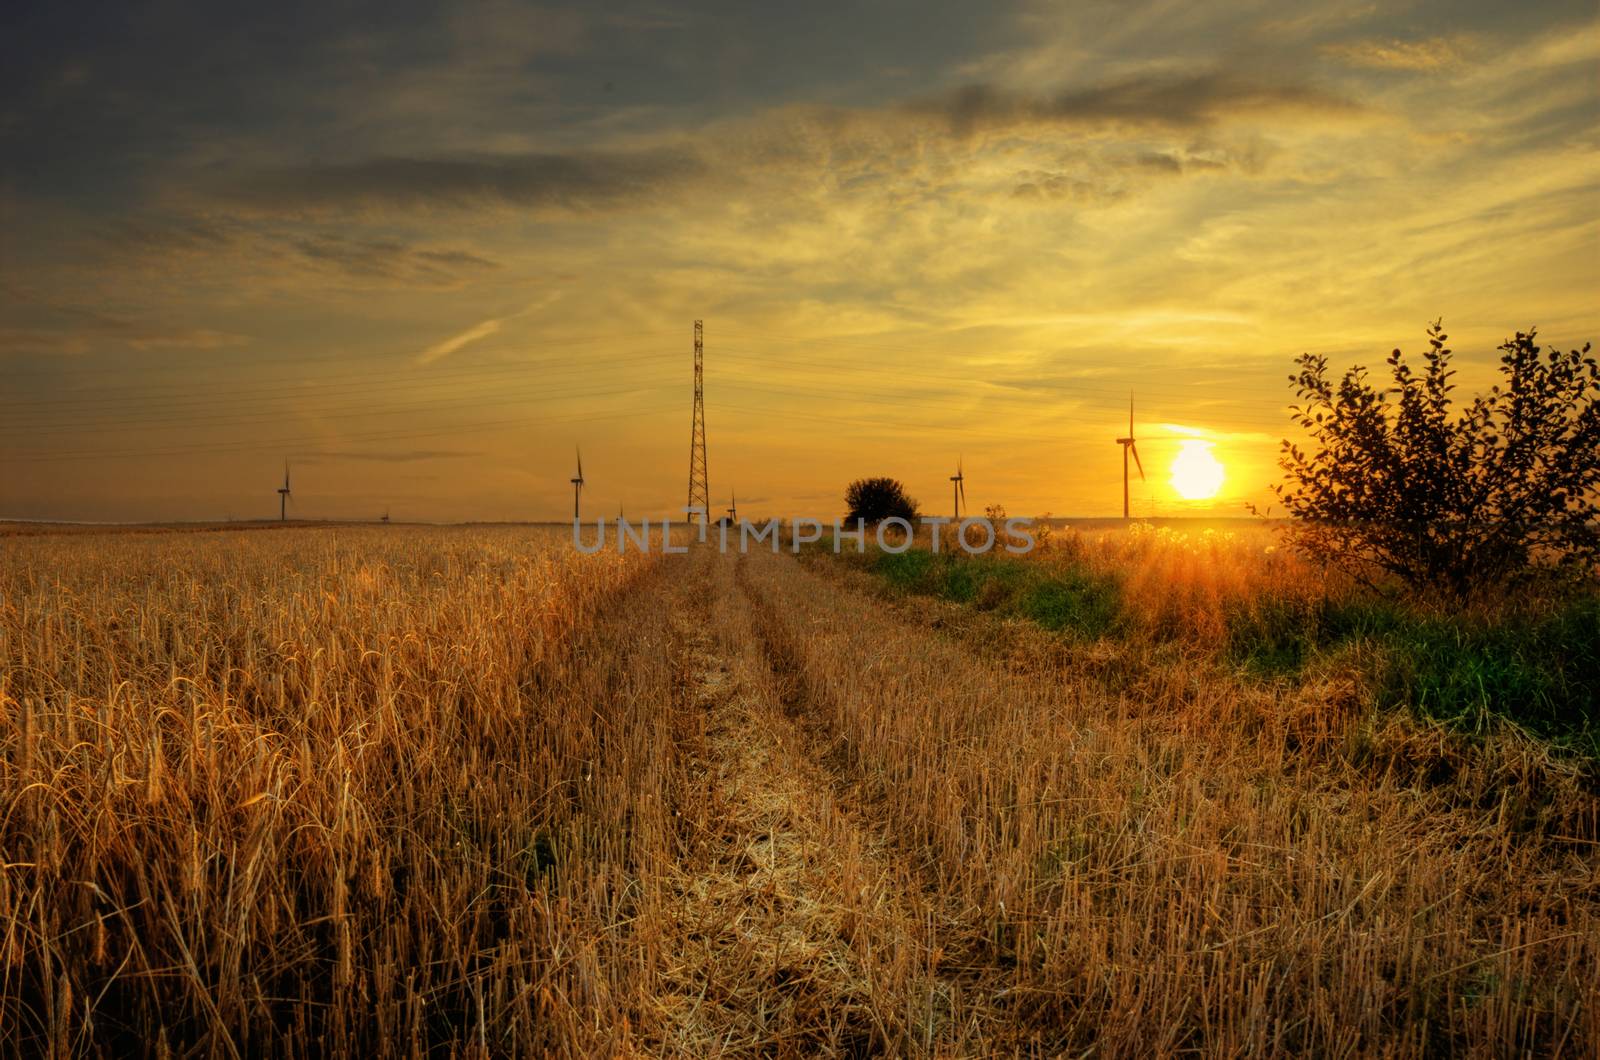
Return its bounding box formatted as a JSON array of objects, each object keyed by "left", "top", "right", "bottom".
[
  {"left": 222, "top": 147, "right": 707, "bottom": 215},
  {"left": 125, "top": 328, "right": 242, "bottom": 351},
  {"left": 101, "top": 219, "right": 236, "bottom": 256},
  {"left": 1323, "top": 36, "right": 1469, "bottom": 71},
  {"left": 910, "top": 71, "right": 1364, "bottom": 137},
  {"left": 0, "top": 328, "right": 94, "bottom": 356},
  {"left": 0, "top": 293, "right": 247, "bottom": 356},
  {"left": 1011, "top": 172, "right": 1123, "bottom": 203},
  {"left": 415, "top": 315, "right": 506, "bottom": 365},
  {"left": 292, "top": 234, "right": 500, "bottom": 284}
]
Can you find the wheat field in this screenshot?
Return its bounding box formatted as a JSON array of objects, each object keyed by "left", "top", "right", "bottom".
[{"left": 1, "top": 523, "right": 1595, "bottom": 1056}]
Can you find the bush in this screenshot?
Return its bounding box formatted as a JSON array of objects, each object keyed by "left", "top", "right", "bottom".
[
  {"left": 844, "top": 477, "right": 919, "bottom": 524},
  {"left": 1273, "top": 321, "right": 1599, "bottom": 595}
]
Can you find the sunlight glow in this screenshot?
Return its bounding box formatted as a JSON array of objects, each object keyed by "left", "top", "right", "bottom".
[{"left": 1170, "top": 440, "right": 1225, "bottom": 500}]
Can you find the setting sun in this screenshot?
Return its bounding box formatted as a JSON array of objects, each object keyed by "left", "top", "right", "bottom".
[{"left": 1170, "top": 440, "right": 1225, "bottom": 500}]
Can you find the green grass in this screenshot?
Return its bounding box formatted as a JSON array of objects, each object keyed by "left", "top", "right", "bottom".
[
  {"left": 1226, "top": 597, "right": 1406, "bottom": 676},
  {"left": 837, "top": 535, "right": 1598, "bottom": 762},
  {"left": 1228, "top": 593, "right": 1600, "bottom": 761},
  {"left": 1374, "top": 597, "right": 1600, "bottom": 760},
  {"left": 863, "top": 546, "right": 1123, "bottom": 640}
]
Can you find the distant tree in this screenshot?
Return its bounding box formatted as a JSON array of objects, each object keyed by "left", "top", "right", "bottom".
[
  {"left": 1272, "top": 321, "right": 1599, "bottom": 595},
  {"left": 845, "top": 477, "right": 919, "bottom": 524}
]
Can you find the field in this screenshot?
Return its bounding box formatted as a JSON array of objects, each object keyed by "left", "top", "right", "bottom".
[{"left": 1, "top": 523, "right": 1596, "bottom": 1056}]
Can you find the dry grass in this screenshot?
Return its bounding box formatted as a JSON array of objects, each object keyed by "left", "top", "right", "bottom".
[{"left": 2, "top": 523, "right": 1596, "bottom": 1056}]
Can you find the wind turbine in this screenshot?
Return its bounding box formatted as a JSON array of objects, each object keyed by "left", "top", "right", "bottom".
[
  {"left": 277, "top": 461, "right": 291, "bottom": 522},
  {"left": 727, "top": 489, "right": 738, "bottom": 526},
  {"left": 1115, "top": 393, "right": 1144, "bottom": 520},
  {"left": 950, "top": 458, "right": 965, "bottom": 521},
  {"left": 570, "top": 447, "right": 584, "bottom": 520}
]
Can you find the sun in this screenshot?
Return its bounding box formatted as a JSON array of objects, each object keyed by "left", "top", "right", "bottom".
[{"left": 1170, "top": 440, "right": 1225, "bottom": 500}]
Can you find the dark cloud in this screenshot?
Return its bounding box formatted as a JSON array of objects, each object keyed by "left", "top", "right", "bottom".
[
  {"left": 0, "top": 293, "right": 244, "bottom": 355},
  {"left": 218, "top": 147, "right": 708, "bottom": 215},
  {"left": 1011, "top": 173, "right": 1123, "bottom": 203},
  {"left": 913, "top": 72, "right": 1363, "bottom": 136},
  {"left": 1010, "top": 148, "right": 1228, "bottom": 202},
  {"left": 292, "top": 235, "right": 500, "bottom": 284},
  {"left": 93, "top": 216, "right": 501, "bottom": 286},
  {"left": 0, "top": 323, "right": 240, "bottom": 356},
  {"left": 101, "top": 218, "right": 236, "bottom": 255},
  {"left": 1135, "top": 151, "right": 1186, "bottom": 174}
]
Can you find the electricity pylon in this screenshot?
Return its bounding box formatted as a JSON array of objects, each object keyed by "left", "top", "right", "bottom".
[{"left": 685, "top": 320, "right": 709, "bottom": 525}]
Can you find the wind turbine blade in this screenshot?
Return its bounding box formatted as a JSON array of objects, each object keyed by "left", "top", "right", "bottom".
[
  {"left": 1129, "top": 393, "right": 1134, "bottom": 438},
  {"left": 959, "top": 478, "right": 966, "bottom": 505},
  {"left": 1131, "top": 442, "right": 1145, "bottom": 480},
  {"left": 576, "top": 446, "right": 583, "bottom": 481}
]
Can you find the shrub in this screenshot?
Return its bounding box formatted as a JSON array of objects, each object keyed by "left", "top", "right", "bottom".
[
  {"left": 1273, "top": 321, "right": 1599, "bottom": 595},
  {"left": 844, "top": 477, "right": 919, "bottom": 524}
]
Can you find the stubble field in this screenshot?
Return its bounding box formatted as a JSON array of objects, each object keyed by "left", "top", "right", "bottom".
[{"left": 1, "top": 524, "right": 1595, "bottom": 1056}]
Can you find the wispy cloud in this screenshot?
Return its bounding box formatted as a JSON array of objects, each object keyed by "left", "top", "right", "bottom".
[
  {"left": 292, "top": 235, "right": 500, "bottom": 285},
  {"left": 222, "top": 148, "right": 707, "bottom": 215},
  {"left": 1323, "top": 36, "right": 1470, "bottom": 71},
  {"left": 909, "top": 71, "right": 1364, "bottom": 137},
  {"left": 415, "top": 316, "right": 506, "bottom": 366}
]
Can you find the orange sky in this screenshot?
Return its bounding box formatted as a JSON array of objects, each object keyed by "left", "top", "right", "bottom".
[{"left": 3, "top": 1, "right": 1596, "bottom": 522}]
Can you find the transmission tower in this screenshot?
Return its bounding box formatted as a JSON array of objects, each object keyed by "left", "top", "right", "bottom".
[{"left": 685, "top": 319, "right": 709, "bottom": 525}]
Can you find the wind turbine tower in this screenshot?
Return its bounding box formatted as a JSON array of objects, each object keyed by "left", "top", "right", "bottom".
[
  {"left": 1115, "top": 394, "right": 1145, "bottom": 520},
  {"left": 570, "top": 447, "right": 585, "bottom": 520},
  {"left": 950, "top": 458, "right": 965, "bottom": 521},
  {"left": 277, "top": 461, "right": 291, "bottom": 522}
]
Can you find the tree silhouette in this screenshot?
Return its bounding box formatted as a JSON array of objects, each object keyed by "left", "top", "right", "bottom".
[
  {"left": 1274, "top": 321, "right": 1599, "bottom": 594},
  {"left": 845, "top": 477, "right": 919, "bottom": 524}
]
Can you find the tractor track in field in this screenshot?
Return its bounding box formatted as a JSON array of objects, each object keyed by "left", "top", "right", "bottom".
[
  {"left": 647, "top": 548, "right": 1004, "bottom": 1057},
  {"left": 726, "top": 551, "right": 1029, "bottom": 1050}
]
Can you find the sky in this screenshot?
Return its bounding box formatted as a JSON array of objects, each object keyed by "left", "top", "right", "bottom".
[{"left": 2, "top": 0, "right": 1596, "bottom": 523}]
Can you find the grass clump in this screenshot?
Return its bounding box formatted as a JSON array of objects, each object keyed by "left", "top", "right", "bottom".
[
  {"left": 1228, "top": 590, "right": 1599, "bottom": 760},
  {"left": 1015, "top": 569, "right": 1120, "bottom": 637},
  {"left": 1375, "top": 596, "right": 1599, "bottom": 760},
  {"left": 1226, "top": 596, "right": 1405, "bottom": 676},
  {"left": 867, "top": 547, "right": 1122, "bottom": 640}
]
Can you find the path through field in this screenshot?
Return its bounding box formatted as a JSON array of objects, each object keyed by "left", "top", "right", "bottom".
[{"left": 649, "top": 549, "right": 1002, "bottom": 1055}]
